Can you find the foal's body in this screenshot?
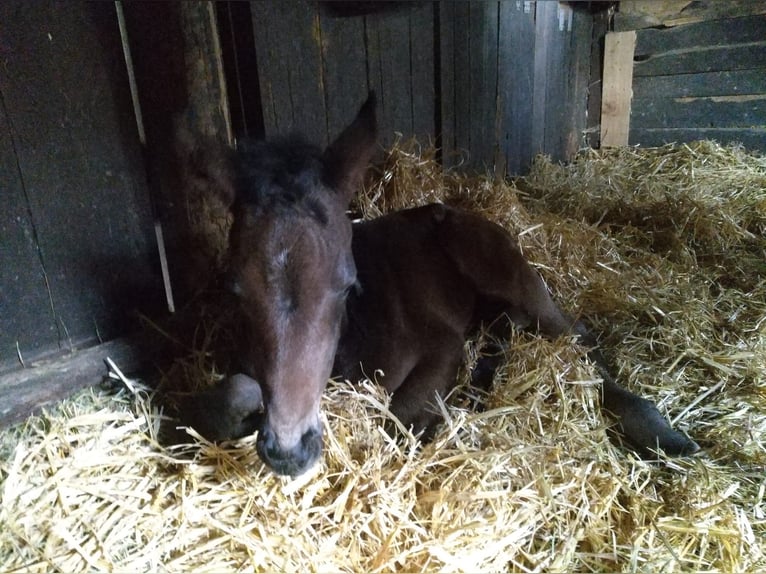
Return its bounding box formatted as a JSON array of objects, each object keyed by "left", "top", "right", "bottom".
[{"left": 181, "top": 93, "right": 699, "bottom": 477}]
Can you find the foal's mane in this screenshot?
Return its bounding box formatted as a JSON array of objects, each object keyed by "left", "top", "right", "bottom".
[{"left": 235, "top": 137, "right": 331, "bottom": 225}]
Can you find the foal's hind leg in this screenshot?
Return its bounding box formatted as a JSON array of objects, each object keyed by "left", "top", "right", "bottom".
[{"left": 435, "top": 206, "right": 699, "bottom": 456}]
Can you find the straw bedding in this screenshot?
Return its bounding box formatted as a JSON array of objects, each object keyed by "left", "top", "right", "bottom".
[{"left": 2, "top": 140, "right": 765, "bottom": 572}]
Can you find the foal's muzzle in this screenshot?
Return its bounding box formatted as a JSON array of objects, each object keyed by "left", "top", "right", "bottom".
[{"left": 256, "top": 422, "right": 323, "bottom": 477}]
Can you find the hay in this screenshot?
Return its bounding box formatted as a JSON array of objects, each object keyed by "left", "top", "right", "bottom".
[{"left": 2, "top": 140, "right": 765, "bottom": 572}]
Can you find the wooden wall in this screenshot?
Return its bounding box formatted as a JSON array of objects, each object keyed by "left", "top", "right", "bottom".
[
  {"left": 0, "top": 2, "right": 162, "bottom": 374},
  {"left": 248, "top": 1, "right": 594, "bottom": 176},
  {"left": 629, "top": 16, "right": 766, "bottom": 150}
]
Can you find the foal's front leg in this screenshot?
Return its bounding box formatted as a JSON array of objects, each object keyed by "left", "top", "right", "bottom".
[{"left": 388, "top": 344, "right": 465, "bottom": 440}]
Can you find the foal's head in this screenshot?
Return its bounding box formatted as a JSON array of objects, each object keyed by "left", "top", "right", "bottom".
[{"left": 201, "top": 96, "right": 376, "bottom": 476}]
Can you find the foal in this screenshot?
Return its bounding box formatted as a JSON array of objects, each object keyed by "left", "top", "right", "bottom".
[{"left": 181, "top": 94, "right": 698, "bottom": 476}]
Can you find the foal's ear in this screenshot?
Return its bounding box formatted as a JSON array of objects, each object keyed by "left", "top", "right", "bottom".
[
  {"left": 175, "top": 123, "right": 238, "bottom": 209},
  {"left": 322, "top": 92, "right": 378, "bottom": 203}
]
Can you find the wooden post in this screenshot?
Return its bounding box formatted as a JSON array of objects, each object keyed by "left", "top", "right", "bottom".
[{"left": 600, "top": 31, "right": 636, "bottom": 147}]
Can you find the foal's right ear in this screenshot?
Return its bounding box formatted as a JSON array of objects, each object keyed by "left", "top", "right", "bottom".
[
  {"left": 175, "top": 123, "right": 238, "bottom": 209},
  {"left": 322, "top": 92, "right": 378, "bottom": 203}
]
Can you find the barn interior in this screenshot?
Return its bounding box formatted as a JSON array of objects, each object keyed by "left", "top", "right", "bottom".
[{"left": 1, "top": 1, "right": 765, "bottom": 571}]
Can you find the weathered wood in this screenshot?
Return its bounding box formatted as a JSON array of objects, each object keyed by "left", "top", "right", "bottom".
[
  {"left": 0, "top": 338, "right": 146, "bottom": 428},
  {"left": 631, "top": 96, "right": 766, "bottom": 129},
  {"left": 0, "top": 107, "right": 58, "bottom": 374},
  {"left": 408, "top": 2, "right": 436, "bottom": 144},
  {"left": 630, "top": 127, "right": 766, "bottom": 150},
  {"left": 123, "top": 2, "right": 233, "bottom": 300},
  {"left": 251, "top": 0, "right": 328, "bottom": 146},
  {"left": 0, "top": 1, "right": 160, "bottom": 369},
  {"left": 531, "top": 0, "right": 556, "bottom": 156},
  {"left": 633, "top": 69, "right": 766, "bottom": 99},
  {"left": 587, "top": 8, "right": 611, "bottom": 149},
  {"left": 467, "top": 2, "right": 499, "bottom": 173},
  {"left": 634, "top": 15, "right": 766, "bottom": 57},
  {"left": 319, "top": 11, "right": 368, "bottom": 141},
  {"left": 366, "top": 8, "right": 417, "bottom": 146},
  {"left": 600, "top": 31, "right": 637, "bottom": 147},
  {"left": 543, "top": 5, "right": 592, "bottom": 162},
  {"left": 634, "top": 44, "right": 766, "bottom": 77},
  {"left": 498, "top": 0, "right": 536, "bottom": 175},
  {"left": 615, "top": 0, "right": 766, "bottom": 31}
]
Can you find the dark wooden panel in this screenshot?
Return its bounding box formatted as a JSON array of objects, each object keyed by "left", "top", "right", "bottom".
[
  {"left": 530, "top": 3, "right": 591, "bottom": 167},
  {"left": 629, "top": 128, "right": 766, "bottom": 150},
  {"left": 439, "top": 1, "right": 470, "bottom": 167},
  {"left": 633, "top": 69, "right": 766, "bottom": 99},
  {"left": 498, "top": 1, "right": 536, "bottom": 174},
  {"left": 542, "top": 6, "right": 592, "bottom": 163},
  {"left": 631, "top": 97, "right": 766, "bottom": 129},
  {"left": 251, "top": 0, "right": 328, "bottom": 146},
  {"left": 0, "top": 1, "right": 160, "bottom": 370},
  {"left": 634, "top": 15, "right": 766, "bottom": 56},
  {"left": 440, "top": 2, "right": 500, "bottom": 172},
  {"left": 366, "top": 8, "right": 417, "bottom": 146},
  {"left": 634, "top": 44, "right": 766, "bottom": 77},
  {"left": 0, "top": 337, "right": 146, "bottom": 428},
  {"left": 319, "top": 12, "right": 368, "bottom": 140},
  {"left": 0, "top": 95, "right": 58, "bottom": 372},
  {"left": 468, "top": 2, "right": 499, "bottom": 172},
  {"left": 408, "top": 2, "right": 436, "bottom": 143}
]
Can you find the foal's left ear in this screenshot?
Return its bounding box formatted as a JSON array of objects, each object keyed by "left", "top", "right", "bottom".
[{"left": 322, "top": 92, "right": 378, "bottom": 204}]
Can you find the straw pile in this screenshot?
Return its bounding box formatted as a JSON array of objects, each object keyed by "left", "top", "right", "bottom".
[{"left": 2, "top": 140, "right": 765, "bottom": 572}]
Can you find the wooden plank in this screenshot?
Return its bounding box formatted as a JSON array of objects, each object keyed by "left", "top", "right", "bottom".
[
  {"left": 630, "top": 127, "right": 766, "bottom": 151},
  {"left": 587, "top": 8, "right": 611, "bottom": 149},
  {"left": 633, "top": 69, "right": 766, "bottom": 99},
  {"left": 408, "top": 2, "right": 436, "bottom": 144},
  {"left": 0, "top": 96, "right": 59, "bottom": 372},
  {"left": 251, "top": 0, "right": 328, "bottom": 146},
  {"left": 600, "top": 31, "right": 637, "bottom": 147},
  {"left": 0, "top": 338, "right": 146, "bottom": 428},
  {"left": 633, "top": 43, "right": 766, "bottom": 77},
  {"left": 439, "top": 1, "right": 471, "bottom": 167},
  {"left": 467, "top": 2, "right": 499, "bottom": 172},
  {"left": 541, "top": 5, "right": 592, "bottom": 163},
  {"left": 531, "top": 0, "right": 556, "bottom": 155},
  {"left": 365, "top": 8, "right": 417, "bottom": 147},
  {"left": 1, "top": 1, "right": 161, "bottom": 363},
  {"left": 498, "top": 0, "right": 536, "bottom": 175},
  {"left": 319, "top": 12, "right": 368, "bottom": 140},
  {"left": 631, "top": 96, "right": 766, "bottom": 129},
  {"left": 616, "top": 0, "right": 766, "bottom": 31},
  {"left": 634, "top": 15, "right": 766, "bottom": 57}
]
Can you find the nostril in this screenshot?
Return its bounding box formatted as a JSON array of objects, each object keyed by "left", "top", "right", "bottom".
[{"left": 256, "top": 422, "right": 324, "bottom": 477}]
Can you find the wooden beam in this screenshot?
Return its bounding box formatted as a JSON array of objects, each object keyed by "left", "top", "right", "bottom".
[
  {"left": 600, "top": 31, "right": 636, "bottom": 148},
  {"left": 0, "top": 338, "right": 146, "bottom": 429}
]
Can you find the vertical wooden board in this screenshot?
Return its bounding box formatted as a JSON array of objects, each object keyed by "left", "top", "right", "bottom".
[
  {"left": 408, "top": 2, "right": 436, "bottom": 143},
  {"left": 468, "top": 2, "right": 499, "bottom": 173},
  {"left": 600, "top": 31, "right": 636, "bottom": 147},
  {"left": 531, "top": 0, "right": 556, "bottom": 155},
  {"left": 498, "top": 1, "right": 536, "bottom": 175},
  {"left": 318, "top": 13, "right": 368, "bottom": 140},
  {"left": 0, "top": 2, "right": 160, "bottom": 361},
  {"left": 587, "top": 9, "right": 610, "bottom": 149},
  {"left": 559, "top": 7, "right": 592, "bottom": 161},
  {"left": 440, "top": 2, "right": 472, "bottom": 167},
  {"left": 541, "top": 3, "right": 570, "bottom": 160},
  {"left": 365, "top": 9, "right": 415, "bottom": 148},
  {"left": 251, "top": 0, "right": 328, "bottom": 146},
  {"left": 0, "top": 101, "right": 58, "bottom": 371},
  {"left": 438, "top": 1, "right": 457, "bottom": 164}
]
